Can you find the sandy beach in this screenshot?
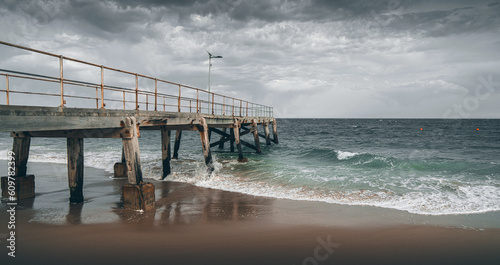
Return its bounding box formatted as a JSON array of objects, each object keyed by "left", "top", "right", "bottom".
[{"left": 1, "top": 162, "right": 499, "bottom": 265}]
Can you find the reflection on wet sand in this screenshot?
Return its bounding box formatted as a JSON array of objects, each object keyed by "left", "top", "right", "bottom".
[
  {"left": 113, "top": 181, "right": 274, "bottom": 225},
  {"left": 66, "top": 203, "right": 83, "bottom": 225}
]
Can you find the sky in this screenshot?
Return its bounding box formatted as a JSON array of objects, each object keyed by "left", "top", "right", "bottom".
[{"left": 0, "top": 0, "right": 499, "bottom": 118}]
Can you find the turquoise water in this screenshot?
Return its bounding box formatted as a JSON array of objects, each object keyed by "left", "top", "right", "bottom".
[{"left": 1, "top": 119, "right": 499, "bottom": 216}]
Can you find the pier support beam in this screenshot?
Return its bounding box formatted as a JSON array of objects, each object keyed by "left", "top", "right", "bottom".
[
  {"left": 272, "top": 118, "right": 279, "bottom": 144},
  {"left": 263, "top": 122, "right": 271, "bottom": 145},
  {"left": 218, "top": 128, "right": 226, "bottom": 149},
  {"left": 113, "top": 146, "right": 127, "bottom": 178},
  {"left": 252, "top": 119, "right": 262, "bottom": 154},
  {"left": 121, "top": 117, "right": 155, "bottom": 211},
  {"left": 230, "top": 128, "right": 235, "bottom": 153},
  {"left": 13, "top": 136, "right": 31, "bottom": 177},
  {"left": 122, "top": 117, "right": 143, "bottom": 185},
  {"left": 234, "top": 120, "right": 247, "bottom": 162},
  {"left": 122, "top": 182, "right": 155, "bottom": 211},
  {"left": 198, "top": 117, "right": 214, "bottom": 171},
  {"left": 161, "top": 126, "right": 171, "bottom": 179},
  {"left": 1, "top": 136, "right": 35, "bottom": 200},
  {"left": 67, "top": 138, "right": 84, "bottom": 203},
  {"left": 173, "top": 130, "right": 182, "bottom": 159}
]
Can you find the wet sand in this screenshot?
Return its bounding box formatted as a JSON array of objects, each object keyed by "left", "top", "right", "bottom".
[{"left": 1, "top": 162, "right": 499, "bottom": 265}]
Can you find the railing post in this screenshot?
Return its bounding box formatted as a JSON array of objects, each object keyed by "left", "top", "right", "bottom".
[
  {"left": 163, "top": 97, "right": 165, "bottom": 111},
  {"left": 223, "top": 96, "right": 225, "bottom": 116},
  {"left": 135, "top": 74, "right": 139, "bottom": 110},
  {"left": 232, "top": 98, "right": 235, "bottom": 117},
  {"left": 146, "top": 94, "right": 149, "bottom": 111},
  {"left": 239, "top": 100, "right": 242, "bottom": 117},
  {"left": 95, "top": 87, "right": 98, "bottom": 108},
  {"left": 123, "top": 91, "right": 126, "bottom": 110},
  {"left": 212, "top": 93, "right": 214, "bottom": 115},
  {"left": 154, "top": 78, "right": 158, "bottom": 111},
  {"left": 246, "top": 102, "right": 248, "bottom": 117},
  {"left": 100, "top": 65, "right": 105, "bottom": 109},
  {"left": 5, "top": 74, "right": 9, "bottom": 105},
  {"left": 178, "top": 84, "right": 181, "bottom": 112},
  {"left": 60, "top": 55, "right": 65, "bottom": 107},
  {"left": 196, "top": 90, "right": 199, "bottom": 113}
]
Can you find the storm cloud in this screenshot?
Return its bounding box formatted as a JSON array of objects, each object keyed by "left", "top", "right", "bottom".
[{"left": 0, "top": 0, "right": 499, "bottom": 118}]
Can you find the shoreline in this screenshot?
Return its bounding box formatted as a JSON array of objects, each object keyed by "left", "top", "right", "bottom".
[{"left": 1, "top": 162, "right": 500, "bottom": 264}]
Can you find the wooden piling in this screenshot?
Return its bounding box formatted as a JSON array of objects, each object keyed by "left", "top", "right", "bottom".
[
  {"left": 122, "top": 182, "right": 155, "bottom": 211},
  {"left": 252, "top": 119, "right": 262, "bottom": 154},
  {"left": 263, "top": 122, "right": 271, "bottom": 145},
  {"left": 173, "top": 130, "right": 182, "bottom": 159},
  {"left": 113, "top": 146, "right": 127, "bottom": 178},
  {"left": 230, "top": 128, "right": 235, "bottom": 153},
  {"left": 234, "top": 119, "right": 247, "bottom": 162},
  {"left": 198, "top": 117, "right": 214, "bottom": 171},
  {"left": 122, "top": 117, "right": 143, "bottom": 185},
  {"left": 161, "top": 126, "right": 171, "bottom": 179},
  {"left": 218, "top": 128, "right": 226, "bottom": 149},
  {"left": 272, "top": 118, "right": 279, "bottom": 144},
  {"left": 12, "top": 136, "right": 31, "bottom": 177},
  {"left": 1, "top": 135, "right": 35, "bottom": 200},
  {"left": 67, "top": 138, "right": 84, "bottom": 203}
]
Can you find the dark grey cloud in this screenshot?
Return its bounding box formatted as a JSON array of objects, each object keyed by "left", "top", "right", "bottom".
[{"left": 0, "top": 0, "right": 499, "bottom": 118}]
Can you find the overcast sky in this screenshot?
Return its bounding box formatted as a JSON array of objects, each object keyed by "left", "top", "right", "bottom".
[{"left": 1, "top": 0, "right": 499, "bottom": 118}]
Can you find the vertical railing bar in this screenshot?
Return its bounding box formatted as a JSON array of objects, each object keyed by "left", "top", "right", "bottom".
[
  {"left": 196, "top": 90, "right": 199, "bottom": 113},
  {"left": 190, "top": 100, "right": 192, "bottom": 113},
  {"left": 135, "top": 74, "right": 139, "bottom": 110},
  {"left": 232, "top": 98, "right": 235, "bottom": 117},
  {"left": 123, "top": 91, "right": 126, "bottom": 110},
  {"left": 100, "top": 65, "right": 105, "bottom": 109},
  {"left": 223, "top": 96, "right": 225, "bottom": 116},
  {"left": 178, "top": 85, "right": 181, "bottom": 112},
  {"left": 95, "top": 86, "right": 98, "bottom": 108},
  {"left": 5, "top": 75, "right": 9, "bottom": 105},
  {"left": 60, "top": 55, "right": 64, "bottom": 107},
  {"left": 212, "top": 93, "right": 214, "bottom": 115},
  {"left": 146, "top": 94, "right": 149, "bottom": 111},
  {"left": 163, "top": 96, "right": 165, "bottom": 111},
  {"left": 154, "top": 78, "right": 158, "bottom": 111}
]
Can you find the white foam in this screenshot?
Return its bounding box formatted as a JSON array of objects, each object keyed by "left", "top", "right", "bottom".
[
  {"left": 3, "top": 146, "right": 499, "bottom": 216},
  {"left": 336, "top": 150, "right": 359, "bottom": 160},
  {"left": 167, "top": 163, "right": 500, "bottom": 216}
]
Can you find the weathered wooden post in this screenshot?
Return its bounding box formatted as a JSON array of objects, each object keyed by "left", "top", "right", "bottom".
[
  {"left": 263, "top": 121, "right": 271, "bottom": 145},
  {"left": 230, "top": 128, "right": 235, "bottom": 153},
  {"left": 173, "top": 130, "right": 182, "bottom": 159},
  {"left": 218, "top": 128, "right": 226, "bottom": 149},
  {"left": 1, "top": 135, "right": 35, "bottom": 200},
  {"left": 161, "top": 126, "right": 171, "bottom": 179},
  {"left": 113, "top": 146, "right": 127, "bottom": 178},
  {"left": 272, "top": 118, "right": 279, "bottom": 144},
  {"left": 121, "top": 117, "right": 155, "bottom": 211},
  {"left": 67, "top": 138, "right": 84, "bottom": 203},
  {"left": 234, "top": 119, "right": 247, "bottom": 162},
  {"left": 122, "top": 117, "right": 143, "bottom": 184},
  {"left": 198, "top": 117, "right": 214, "bottom": 171},
  {"left": 252, "top": 119, "right": 262, "bottom": 154}
]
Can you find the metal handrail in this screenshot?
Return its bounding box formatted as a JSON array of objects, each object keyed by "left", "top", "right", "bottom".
[{"left": 0, "top": 40, "right": 272, "bottom": 118}]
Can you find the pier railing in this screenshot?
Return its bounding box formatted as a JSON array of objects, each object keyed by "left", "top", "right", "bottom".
[{"left": 0, "top": 41, "right": 273, "bottom": 118}]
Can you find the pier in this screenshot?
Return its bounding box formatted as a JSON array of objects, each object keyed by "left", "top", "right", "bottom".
[{"left": 0, "top": 41, "right": 278, "bottom": 210}]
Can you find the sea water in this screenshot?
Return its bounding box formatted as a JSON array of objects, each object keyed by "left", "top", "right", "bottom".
[{"left": 1, "top": 119, "right": 499, "bottom": 217}]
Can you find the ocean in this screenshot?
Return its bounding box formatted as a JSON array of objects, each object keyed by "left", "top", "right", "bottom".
[{"left": 1, "top": 119, "right": 499, "bottom": 217}]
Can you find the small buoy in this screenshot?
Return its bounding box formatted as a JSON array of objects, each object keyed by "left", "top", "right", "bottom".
[
  {"left": 420, "top": 128, "right": 423, "bottom": 131},
  {"left": 476, "top": 128, "right": 479, "bottom": 131}
]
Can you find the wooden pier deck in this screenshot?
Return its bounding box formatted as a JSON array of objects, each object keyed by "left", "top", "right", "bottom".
[{"left": 0, "top": 41, "right": 278, "bottom": 210}]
